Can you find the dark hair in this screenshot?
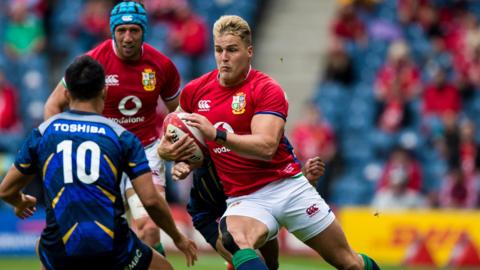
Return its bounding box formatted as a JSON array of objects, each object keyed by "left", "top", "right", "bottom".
[{"left": 64, "top": 56, "right": 105, "bottom": 100}]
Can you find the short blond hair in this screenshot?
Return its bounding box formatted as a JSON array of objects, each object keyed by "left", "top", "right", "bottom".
[{"left": 213, "top": 15, "right": 252, "bottom": 46}]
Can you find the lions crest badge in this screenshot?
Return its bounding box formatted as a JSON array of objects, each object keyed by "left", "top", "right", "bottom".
[
  {"left": 142, "top": 68, "right": 156, "bottom": 91},
  {"left": 232, "top": 92, "right": 246, "bottom": 115}
]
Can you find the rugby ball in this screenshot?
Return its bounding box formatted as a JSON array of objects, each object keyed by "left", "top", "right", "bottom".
[{"left": 162, "top": 112, "right": 207, "bottom": 162}]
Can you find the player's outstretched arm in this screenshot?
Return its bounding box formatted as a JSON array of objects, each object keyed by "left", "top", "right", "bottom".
[
  {"left": 131, "top": 172, "right": 198, "bottom": 266},
  {"left": 0, "top": 166, "right": 37, "bottom": 219},
  {"left": 44, "top": 80, "right": 69, "bottom": 120}
]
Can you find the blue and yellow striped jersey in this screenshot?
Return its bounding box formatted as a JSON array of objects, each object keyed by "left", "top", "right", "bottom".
[
  {"left": 188, "top": 159, "right": 227, "bottom": 221},
  {"left": 14, "top": 110, "right": 150, "bottom": 256}
]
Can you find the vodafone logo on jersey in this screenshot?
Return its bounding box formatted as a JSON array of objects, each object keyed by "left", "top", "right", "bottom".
[
  {"left": 119, "top": 95, "right": 142, "bottom": 116},
  {"left": 105, "top": 74, "right": 119, "bottom": 86},
  {"left": 198, "top": 100, "right": 211, "bottom": 111},
  {"left": 112, "top": 95, "right": 145, "bottom": 125}
]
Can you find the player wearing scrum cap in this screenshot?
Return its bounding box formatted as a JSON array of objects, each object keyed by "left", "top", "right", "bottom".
[{"left": 43, "top": 1, "right": 199, "bottom": 262}]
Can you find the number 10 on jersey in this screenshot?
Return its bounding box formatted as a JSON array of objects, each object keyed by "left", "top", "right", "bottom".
[{"left": 57, "top": 140, "right": 101, "bottom": 184}]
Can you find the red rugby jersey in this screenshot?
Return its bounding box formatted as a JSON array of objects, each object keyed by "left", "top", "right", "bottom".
[
  {"left": 87, "top": 40, "right": 180, "bottom": 146},
  {"left": 180, "top": 69, "right": 301, "bottom": 197}
]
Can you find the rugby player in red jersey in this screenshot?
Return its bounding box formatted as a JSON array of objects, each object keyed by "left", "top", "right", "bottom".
[
  {"left": 43, "top": 1, "right": 197, "bottom": 261},
  {"left": 178, "top": 15, "right": 381, "bottom": 270}
]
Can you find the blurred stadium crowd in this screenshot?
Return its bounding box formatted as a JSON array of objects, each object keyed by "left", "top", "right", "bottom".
[
  {"left": 294, "top": 0, "right": 480, "bottom": 209},
  {"left": 0, "top": 0, "right": 479, "bottom": 211}
]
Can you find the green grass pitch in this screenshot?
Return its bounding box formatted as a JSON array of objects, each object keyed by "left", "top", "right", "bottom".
[{"left": 0, "top": 253, "right": 430, "bottom": 270}]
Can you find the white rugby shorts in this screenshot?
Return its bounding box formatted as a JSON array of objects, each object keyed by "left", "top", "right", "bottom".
[
  {"left": 121, "top": 139, "right": 166, "bottom": 194},
  {"left": 222, "top": 174, "right": 335, "bottom": 243}
]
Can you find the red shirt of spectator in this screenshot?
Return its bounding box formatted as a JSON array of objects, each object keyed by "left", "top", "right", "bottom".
[
  {"left": 168, "top": 4, "right": 208, "bottom": 56},
  {"left": 375, "top": 42, "right": 421, "bottom": 132},
  {"left": 80, "top": 0, "right": 111, "bottom": 41},
  {"left": 422, "top": 70, "right": 461, "bottom": 116},
  {"left": 0, "top": 79, "right": 20, "bottom": 131},
  {"left": 375, "top": 63, "right": 421, "bottom": 102},
  {"left": 378, "top": 148, "right": 423, "bottom": 192},
  {"left": 290, "top": 105, "right": 336, "bottom": 163},
  {"left": 331, "top": 4, "right": 365, "bottom": 41},
  {"left": 375, "top": 41, "right": 421, "bottom": 102},
  {"left": 457, "top": 120, "right": 478, "bottom": 178},
  {"left": 439, "top": 168, "right": 477, "bottom": 208},
  {"left": 465, "top": 48, "right": 480, "bottom": 88}
]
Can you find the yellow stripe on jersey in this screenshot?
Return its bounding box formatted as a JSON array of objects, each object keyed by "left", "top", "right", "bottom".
[
  {"left": 200, "top": 177, "right": 216, "bottom": 202},
  {"left": 103, "top": 154, "right": 118, "bottom": 179},
  {"left": 208, "top": 165, "right": 222, "bottom": 191},
  {"left": 51, "top": 187, "right": 65, "bottom": 209},
  {"left": 42, "top": 153, "right": 54, "bottom": 179},
  {"left": 19, "top": 163, "right": 31, "bottom": 168},
  {"left": 95, "top": 221, "right": 114, "bottom": 238},
  {"left": 197, "top": 188, "right": 208, "bottom": 203},
  {"left": 128, "top": 162, "right": 136, "bottom": 167},
  {"left": 62, "top": 222, "right": 78, "bottom": 244},
  {"left": 96, "top": 185, "right": 116, "bottom": 203}
]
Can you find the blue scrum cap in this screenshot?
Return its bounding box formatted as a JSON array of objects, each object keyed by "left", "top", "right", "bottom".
[{"left": 110, "top": 1, "right": 148, "bottom": 41}]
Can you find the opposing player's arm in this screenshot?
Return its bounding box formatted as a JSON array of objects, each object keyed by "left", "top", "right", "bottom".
[
  {"left": 0, "top": 166, "right": 37, "bottom": 219},
  {"left": 131, "top": 172, "right": 182, "bottom": 238},
  {"left": 122, "top": 131, "right": 190, "bottom": 247},
  {"left": 44, "top": 80, "right": 69, "bottom": 120},
  {"left": 303, "top": 157, "right": 326, "bottom": 185},
  {"left": 184, "top": 113, "right": 284, "bottom": 161},
  {"left": 131, "top": 172, "right": 197, "bottom": 266}
]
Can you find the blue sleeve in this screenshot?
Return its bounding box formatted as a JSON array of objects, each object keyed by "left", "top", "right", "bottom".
[
  {"left": 14, "top": 129, "right": 41, "bottom": 175},
  {"left": 119, "top": 131, "right": 150, "bottom": 180}
]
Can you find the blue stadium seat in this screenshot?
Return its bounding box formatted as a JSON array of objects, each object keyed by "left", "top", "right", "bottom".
[
  {"left": 420, "top": 150, "right": 446, "bottom": 193},
  {"left": 341, "top": 132, "right": 374, "bottom": 166},
  {"left": 170, "top": 54, "right": 192, "bottom": 86},
  {"left": 198, "top": 51, "right": 216, "bottom": 75},
  {"left": 49, "top": 1, "right": 85, "bottom": 54},
  {"left": 147, "top": 23, "right": 169, "bottom": 52},
  {"left": 189, "top": 0, "right": 259, "bottom": 28},
  {"left": 330, "top": 171, "right": 373, "bottom": 206}
]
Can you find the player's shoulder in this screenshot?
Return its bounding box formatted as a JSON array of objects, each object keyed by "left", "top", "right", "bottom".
[
  {"left": 86, "top": 40, "right": 113, "bottom": 59},
  {"left": 250, "top": 69, "right": 279, "bottom": 86},
  {"left": 185, "top": 70, "right": 218, "bottom": 91},
  {"left": 143, "top": 42, "right": 172, "bottom": 62},
  {"left": 39, "top": 111, "right": 128, "bottom": 137},
  {"left": 248, "top": 69, "right": 283, "bottom": 95}
]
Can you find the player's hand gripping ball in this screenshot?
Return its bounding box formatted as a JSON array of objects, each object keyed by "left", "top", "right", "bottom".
[{"left": 163, "top": 112, "right": 207, "bottom": 163}]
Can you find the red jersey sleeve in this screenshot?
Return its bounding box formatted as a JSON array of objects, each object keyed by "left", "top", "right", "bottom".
[
  {"left": 254, "top": 80, "right": 288, "bottom": 120},
  {"left": 179, "top": 81, "right": 196, "bottom": 113},
  {"left": 160, "top": 58, "right": 181, "bottom": 102}
]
